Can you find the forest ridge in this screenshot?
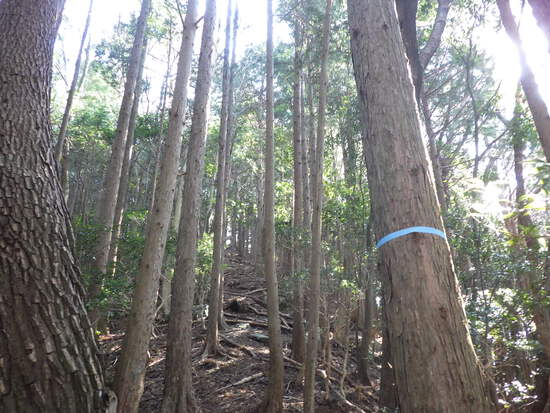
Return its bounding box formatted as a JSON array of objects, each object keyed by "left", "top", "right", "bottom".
[{"left": 0, "top": 0, "right": 549, "bottom": 412}]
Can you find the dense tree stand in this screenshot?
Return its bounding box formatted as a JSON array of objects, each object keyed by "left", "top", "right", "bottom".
[{"left": 6, "top": 0, "right": 550, "bottom": 411}]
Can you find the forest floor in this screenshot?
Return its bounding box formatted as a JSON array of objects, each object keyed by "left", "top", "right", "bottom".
[{"left": 100, "top": 252, "right": 380, "bottom": 412}]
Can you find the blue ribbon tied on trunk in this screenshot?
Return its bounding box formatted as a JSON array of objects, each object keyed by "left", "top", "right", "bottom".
[{"left": 376, "top": 226, "right": 447, "bottom": 249}]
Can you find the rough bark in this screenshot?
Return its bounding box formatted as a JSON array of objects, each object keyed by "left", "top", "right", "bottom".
[
  {"left": 161, "top": 0, "right": 217, "bottom": 411},
  {"left": 54, "top": 0, "right": 94, "bottom": 164},
  {"left": 303, "top": 1, "right": 332, "bottom": 411},
  {"left": 88, "top": 0, "right": 151, "bottom": 325},
  {"left": 205, "top": 0, "right": 234, "bottom": 356},
  {"left": 379, "top": 319, "right": 398, "bottom": 410},
  {"left": 259, "top": 2, "right": 285, "bottom": 412},
  {"left": 347, "top": 0, "right": 495, "bottom": 411},
  {"left": 0, "top": 0, "right": 113, "bottom": 411},
  {"left": 498, "top": 0, "right": 550, "bottom": 162},
  {"left": 113, "top": 2, "right": 199, "bottom": 412}
]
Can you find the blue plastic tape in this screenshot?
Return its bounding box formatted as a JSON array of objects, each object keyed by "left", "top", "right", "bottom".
[{"left": 376, "top": 226, "right": 446, "bottom": 249}]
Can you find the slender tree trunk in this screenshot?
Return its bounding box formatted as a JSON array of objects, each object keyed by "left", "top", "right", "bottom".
[
  {"left": 161, "top": 1, "right": 217, "bottom": 411},
  {"left": 88, "top": 0, "right": 151, "bottom": 325},
  {"left": 398, "top": 0, "right": 451, "bottom": 210},
  {"left": 396, "top": 0, "right": 452, "bottom": 101},
  {"left": 347, "top": 0, "right": 495, "bottom": 411},
  {"left": 0, "top": 1, "right": 114, "bottom": 411},
  {"left": 148, "top": 22, "right": 174, "bottom": 212},
  {"left": 205, "top": 0, "right": 234, "bottom": 356},
  {"left": 61, "top": 140, "right": 71, "bottom": 200},
  {"left": 303, "top": 1, "right": 332, "bottom": 412},
  {"left": 421, "top": 91, "right": 447, "bottom": 212},
  {"left": 304, "top": 76, "right": 314, "bottom": 234},
  {"left": 395, "top": 0, "right": 422, "bottom": 101},
  {"left": 54, "top": 0, "right": 94, "bottom": 164},
  {"left": 290, "top": 0, "right": 306, "bottom": 364},
  {"left": 260, "top": 1, "right": 285, "bottom": 411},
  {"left": 358, "top": 222, "right": 375, "bottom": 386},
  {"left": 113, "top": 2, "right": 199, "bottom": 412},
  {"left": 217, "top": 8, "right": 239, "bottom": 334},
  {"left": 108, "top": 38, "right": 148, "bottom": 277},
  {"left": 498, "top": 0, "right": 550, "bottom": 162},
  {"left": 78, "top": 38, "right": 92, "bottom": 91}
]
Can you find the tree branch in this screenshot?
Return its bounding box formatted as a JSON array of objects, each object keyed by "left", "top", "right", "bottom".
[{"left": 419, "top": 0, "right": 452, "bottom": 69}]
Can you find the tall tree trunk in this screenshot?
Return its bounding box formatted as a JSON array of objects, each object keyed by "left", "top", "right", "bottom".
[
  {"left": 0, "top": 0, "right": 114, "bottom": 411},
  {"left": 148, "top": 21, "right": 174, "bottom": 213},
  {"left": 260, "top": 1, "right": 285, "bottom": 411},
  {"left": 205, "top": 0, "right": 234, "bottom": 356},
  {"left": 218, "top": 7, "right": 239, "bottom": 334},
  {"left": 347, "top": 0, "right": 496, "bottom": 411},
  {"left": 107, "top": 37, "right": 148, "bottom": 277},
  {"left": 290, "top": 0, "right": 306, "bottom": 364},
  {"left": 161, "top": 0, "right": 217, "bottom": 411},
  {"left": 54, "top": 0, "right": 94, "bottom": 164},
  {"left": 113, "top": 2, "right": 199, "bottom": 412},
  {"left": 88, "top": 0, "right": 151, "bottom": 325},
  {"left": 397, "top": 0, "right": 451, "bottom": 210},
  {"left": 303, "top": 1, "right": 332, "bottom": 411},
  {"left": 498, "top": 0, "right": 550, "bottom": 162}
]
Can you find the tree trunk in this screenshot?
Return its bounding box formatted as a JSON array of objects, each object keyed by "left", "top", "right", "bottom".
[
  {"left": 528, "top": 0, "right": 550, "bottom": 52},
  {"left": 418, "top": 0, "right": 452, "bottom": 69},
  {"left": 395, "top": 0, "right": 422, "bottom": 101},
  {"left": 260, "top": 1, "right": 285, "bottom": 412},
  {"left": 205, "top": 0, "right": 234, "bottom": 356},
  {"left": 303, "top": 1, "right": 332, "bottom": 412},
  {"left": 358, "top": 222, "right": 375, "bottom": 386},
  {"left": 113, "top": 2, "right": 199, "bottom": 412},
  {"left": 217, "top": 9, "right": 239, "bottom": 334},
  {"left": 498, "top": 0, "right": 550, "bottom": 162},
  {"left": 347, "top": 0, "right": 496, "bottom": 411},
  {"left": 0, "top": 0, "right": 114, "bottom": 411},
  {"left": 88, "top": 0, "right": 151, "bottom": 325},
  {"left": 290, "top": 0, "right": 306, "bottom": 365},
  {"left": 54, "top": 0, "right": 94, "bottom": 164},
  {"left": 107, "top": 37, "right": 148, "bottom": 278},
  {"left": 421, "top": 91, "right": 447, "bottom": 212},
  {"left": 161, "top": 1, "right": 216, "bottom": 411}
]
